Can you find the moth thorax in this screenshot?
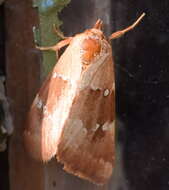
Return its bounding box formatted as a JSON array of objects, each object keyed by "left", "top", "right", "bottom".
[{"left": 81, "top": 37, "right": 101, "bottom": 63}]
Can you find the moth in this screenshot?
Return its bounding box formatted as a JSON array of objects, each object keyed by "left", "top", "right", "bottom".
[{"left": 24, "top": 13, "right": 145, "bottom": 185}]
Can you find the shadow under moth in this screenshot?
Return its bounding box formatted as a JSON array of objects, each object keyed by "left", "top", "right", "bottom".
[{"left": 24, "top": 13, "right": 145, "bottom": 185}]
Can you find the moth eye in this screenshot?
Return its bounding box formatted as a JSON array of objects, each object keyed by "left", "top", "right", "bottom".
[{"left": 81, "top": 38, "right": 101, "bottom": 63}]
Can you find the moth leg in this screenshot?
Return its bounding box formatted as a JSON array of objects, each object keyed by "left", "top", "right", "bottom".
[
  {"left": 109, "top": 12, "right": 145, "bottom": 40},
  {"left": 36, "top": 37, "right": 73, "bottom": 59},
  {"left": 53, "top": 24, "right": 68, "bottom": 39}
]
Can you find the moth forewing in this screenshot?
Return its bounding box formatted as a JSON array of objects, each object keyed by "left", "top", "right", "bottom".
[
  {"left": 24, "top": 37, "right": 84, "bottom": 161},
  {"left": 24, "top": 13, "right": 145, "bottom": 185},
  {"left": 56, "top": 56, "right": 115, "bottom": 184}
]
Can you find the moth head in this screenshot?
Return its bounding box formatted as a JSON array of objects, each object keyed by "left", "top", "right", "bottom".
[
  {"left": 80, "top": 21, "right": 110, "bottom": 66},
  {"left": 79, "top": 13, "right": 145, "bottom": 66}
]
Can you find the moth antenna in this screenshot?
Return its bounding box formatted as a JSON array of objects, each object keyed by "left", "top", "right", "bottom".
[
  {"left": 36, "top": 37, "right": 72, "bottom": 52},
  {"left": 53, "top": 24, "right": 67, "bottom": 39},
  {"left": 109, "top": 12, "right": 145, "bottom": 40},
  {"left": 93, "top": 19, "right": 103, "bottom": 30}
]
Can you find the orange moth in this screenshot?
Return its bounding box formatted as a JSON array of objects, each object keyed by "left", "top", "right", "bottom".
[{"left": 24, "top": 13, "right": 145, "bottom": 185}]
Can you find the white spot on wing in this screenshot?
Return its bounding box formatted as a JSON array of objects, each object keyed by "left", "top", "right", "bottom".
[
  {"left": 53, "top": 72, "right": 57, "bottom": 78},
  {"left": 52, "top": 72, "right": 76, "bottom": 86},
  {"left": 102, "top": 122, "right": 109, "bottom": 131},
  {"left": 43, "top": 105, "right": 48, "bottom": 115},
  {"left": 102, "top": 121, "right": 115, "bottom": 131},
  {"left": 92, "top": 123, "right": 100, "bottom": 131},
  {"left": 34, "top": 95, "right": 43, "bottom": 109},
  {"left": 104, "top": 89, "right": 109, "bottom": 96}
]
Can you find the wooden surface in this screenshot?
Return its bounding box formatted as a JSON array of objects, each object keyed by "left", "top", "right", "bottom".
[
  {"left": 5, "top": 0, "right": 120, "bottom": 189},
  {"left": 5, "top": 0, "right": 44, "bottom": 190}
]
